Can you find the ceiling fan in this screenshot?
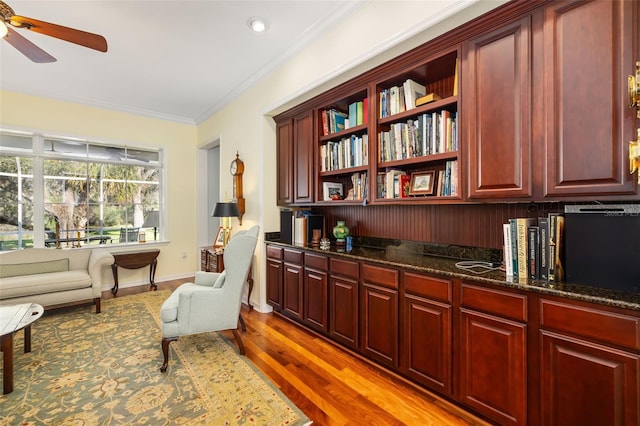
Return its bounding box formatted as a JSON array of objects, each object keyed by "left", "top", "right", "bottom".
[{"left": 0, "top": 0, "right": 107, "bottom": 63}]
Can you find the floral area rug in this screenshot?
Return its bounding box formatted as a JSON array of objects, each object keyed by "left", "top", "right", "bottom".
[{"left": 0, "top": 290, "right": 310, "bottom": 425}]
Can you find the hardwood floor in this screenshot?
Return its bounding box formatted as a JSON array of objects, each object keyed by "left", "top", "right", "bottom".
[{"left": 104, "top": 279, "right": 491, "bottom": 426}]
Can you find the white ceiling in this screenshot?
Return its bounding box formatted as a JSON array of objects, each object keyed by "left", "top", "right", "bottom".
[{"left": 0, "top": 0, "right": 365, "bottom": 124}]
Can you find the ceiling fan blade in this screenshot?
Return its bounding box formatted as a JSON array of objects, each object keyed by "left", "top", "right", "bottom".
[
  {"left": 4, "top": 27, "right": 56, "bottom": 63},
  {"left": 10, "top": 15, "right": 108, "bottom": 52}
]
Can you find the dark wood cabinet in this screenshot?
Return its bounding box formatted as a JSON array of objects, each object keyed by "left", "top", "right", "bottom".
[
  {"left": 283, "top": 248, "right": 304, "bottom": 320},
  {"left": 360, "top": 263, "right": 399, "bottom": 368},
  {"left": 458, "top": 284, "right": 527, "bottom": 426},
  {"left": 266, "top": 245, "right": 283, "bottom": 309},
  {"left": 542, "top": 0, "right": 638, "bottom": 198},
  {"left": 540, "top": 331, "right": 639, "bottom": 426},
  {"left": 400, "top": 272, "right": 452, "bottom": 395},
  {"left": 275, "top": 110, "right": 315, "bottom": 206},
  {"left": 329, "top": 257, "right": 359, "bottom": 349},
  {"left": 265, "top": 243, "right": 639, "bottom": 426},
  {"left": 464, "top": 16, "right": 532, "bottom": 200},
  {"left": 303, "top": 252, "right": 329, "bottom": 333},
  {"left": 276, "top": 120, "right": 293, "bottom": 205},
  {"left": 274, "top": 0, "right": 638, "bottom": 209},
  {"left": 538, "top": 298, "right": 640, "bottom": 425},
  {"left": 293, "top": 110, "right": 315, "bottom": 204}
]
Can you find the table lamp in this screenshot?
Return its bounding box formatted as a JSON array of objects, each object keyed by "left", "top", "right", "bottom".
[{"left": 211, "top": 202, "right": 240, "bottom": 248}]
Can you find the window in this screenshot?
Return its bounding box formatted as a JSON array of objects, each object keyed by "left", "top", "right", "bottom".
[{"left": 0, "top": 130, "right": 164, "bottom": 250}]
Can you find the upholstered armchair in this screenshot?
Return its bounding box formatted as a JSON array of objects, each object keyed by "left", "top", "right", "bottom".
[{"left": 159, "top": 225, "right": 259, "bottom": 372}]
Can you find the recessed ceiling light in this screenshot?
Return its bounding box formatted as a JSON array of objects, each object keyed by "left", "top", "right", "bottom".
[{"left": 248, "top": 17, "right": 267, "bottom": 33}]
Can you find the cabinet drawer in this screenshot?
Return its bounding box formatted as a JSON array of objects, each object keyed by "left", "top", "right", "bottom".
[
  {"left": 540, "top": 299, "right": 640, "bottom": 351},
  {"left": 330, "top": 258, "right": 359, "bottom": 279},
  {"left": 266, "top": 245, "right": 283, "bottom": 260},
  {"left": 460, "top": 283, "right": 527, "bottom": 322},
  {"left": 305, "top": 252, "right": 328, "bottom": 270},
  {"left": 361, "top": 263, "right": 398, "bottom": 290},
  {"left": 284, "top": 248, "right": 303, "bottom": 264},
  {"left": 404, "top": 271, "right": 452, "bottom": 303}
]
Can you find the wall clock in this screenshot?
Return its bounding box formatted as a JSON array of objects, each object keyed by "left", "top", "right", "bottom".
[{"left": 230, "top": 152, "right": 245, "bottom": 224}]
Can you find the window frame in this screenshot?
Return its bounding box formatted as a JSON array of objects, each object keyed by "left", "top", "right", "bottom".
[{"left": 0, "top": 129, "right": 166, "bottom": 250}]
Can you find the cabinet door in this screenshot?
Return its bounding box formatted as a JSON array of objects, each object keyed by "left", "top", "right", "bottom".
[
  {"left": 361, "top": 280, "right": 399, "bottom": 368},
  {"left": 543, "top": 0, "right": 638, "bottom": 197},
  {"left": 293, "top": 110, "right": 314, "bottom": 204},
  {"left": 276, "top": 119, "right": 293, "bottom": 205},
  {"left": 465, "top": 17, "right": 532, "bottom": 199},
  {"left": 401, "top": 294, "right": 451, "bottom": 395},
  {"left": 329, "top": 275, "right": 358, "bottom": 349},
  {"left": 283, "top": 262, "right": 304, "bottom": 320},
  {"left": 459, "top": 309, "right": 527, "bottom": 426},
  {"left": 304, "top": 267, "right": 328, "bottom": 333},
  {"left": 266, "top": 259, "right": 283, "bottom": 310},
  {"left": 540, "top": 331, "right": 639, "bottom": 426}
]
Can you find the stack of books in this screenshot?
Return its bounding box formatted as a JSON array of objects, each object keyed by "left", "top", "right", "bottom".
[{"left": 503, "top": 213, "right": 564, "bottom": 281}]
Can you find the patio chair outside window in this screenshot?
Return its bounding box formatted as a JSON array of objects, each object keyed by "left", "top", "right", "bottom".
[{"left": 119, "top": 227, "right": 139, "bottom": 242}]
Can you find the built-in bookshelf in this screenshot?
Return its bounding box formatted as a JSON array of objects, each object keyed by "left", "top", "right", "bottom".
[
  {"left": 317, "top": 88, "right": 370, "bottom": 204},
  {"left": 373, "top": 48, "right": 460, "bottom": 202}
]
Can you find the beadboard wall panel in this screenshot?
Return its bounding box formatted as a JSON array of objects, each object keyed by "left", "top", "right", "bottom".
[{"left": 314, "top": 203, "right": 564, "bottom": 249}]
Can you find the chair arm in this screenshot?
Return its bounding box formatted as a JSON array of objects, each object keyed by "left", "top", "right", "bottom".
[
  {"left": 176, "top": 285, "right": 240, "bottom": 333},
  {"left": 194, "top": 271, "right": 221, "bottom": 287}
]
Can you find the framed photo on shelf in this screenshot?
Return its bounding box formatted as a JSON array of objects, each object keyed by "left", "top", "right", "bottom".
[
  {"left": 213, "top": 226, "right": 225, "bottom": 248},
  {"left": 323, "top": 182, "right": 344, "bottom": 201},
  {"left": 409, "top": 171, "right": 436, "bottom": 195}
]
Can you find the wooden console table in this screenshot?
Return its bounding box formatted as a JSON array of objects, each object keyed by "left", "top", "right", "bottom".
[{"left": 111, "top": 249, "right": 160, "bottom": 295}]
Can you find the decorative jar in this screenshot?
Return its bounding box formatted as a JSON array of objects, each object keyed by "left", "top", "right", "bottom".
[{"left": 333, "top": 220, "right": 349, "bottom": 243}]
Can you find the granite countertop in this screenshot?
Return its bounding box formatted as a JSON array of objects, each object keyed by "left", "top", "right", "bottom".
[{"left": 264, "top": 233, "right": 640, "bottom": 312}]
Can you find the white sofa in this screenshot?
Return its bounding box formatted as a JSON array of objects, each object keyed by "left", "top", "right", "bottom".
[{"left": 0, "top": 248, "right": 114, "bottom": 313}]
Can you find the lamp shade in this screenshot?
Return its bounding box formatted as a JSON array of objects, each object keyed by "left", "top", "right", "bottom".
[{"left": 211, "top": 202, "right": 240, "bottom": 218}]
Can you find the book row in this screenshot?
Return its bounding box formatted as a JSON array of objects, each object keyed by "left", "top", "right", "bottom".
[
  {"left": 379, "top": 78, "right": 427, "bottom": 117},
  {"left": 503, "top": 213, "right": 564, "bottom": 281},
  {"left": 376, "top": 160, "right": 458, "bottom": 199},
  {"left": 320, "top": 134, "right": 369, "bottom": 172},
  {"left": 378, "top": 110, "right": 457, "bottom": 162}
]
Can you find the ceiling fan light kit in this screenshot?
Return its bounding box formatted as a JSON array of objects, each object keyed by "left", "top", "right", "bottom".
[{"left": 0, "top": 0, "right": 108, "bottom": 63}]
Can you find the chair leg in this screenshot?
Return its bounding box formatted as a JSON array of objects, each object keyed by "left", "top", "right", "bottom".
[
  {"left": 232, "top": 329, "right": 245, "bottom": 355},
  {"left": 160, "top": 336, "right": 178, "bottom": 373},
  {"left": 238, "top": 314, "right": 246, "bottom": 332}
]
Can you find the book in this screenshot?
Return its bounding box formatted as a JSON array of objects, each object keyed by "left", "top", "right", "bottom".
[
  {"left": 503, "top": 223, "right": 514, "bottom": 277},
  {"left": 293, "top": 216, "right": 307, "bottom": 245},
  {"left": 516, "top": 218, "right": 536, "bottom": 280},
  {"left": 509, "top": 218, "right": 519, "bottom": 277},
  {"left": 415, "top": 92, "right": 442, "bottom": 107},
  {"left": 453, "top": 58, "right": 459, "bottom": 96},
  {"left": 538, "top": 217, "right": 549, "bottom": 280},
  {"left": 403, "top": 79, "right": 426, "bottom": 110},
  {"left": 548, "top": 213, "right": 561, "bottom": 281},
  {"left": 528, "top": 225, "right": 540, "bottom": 280},
  {"left": 400, "top": 174, "right": 411, "bottom": 198},
  {"left": 554, "top": 215, "right": 565, "bottom": 282},
  {"left": 356, "top": 101, "right": 364, "bottom": 125}
]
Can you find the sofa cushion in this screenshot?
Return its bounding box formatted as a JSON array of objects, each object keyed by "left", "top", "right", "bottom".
[
  {"left": 0, "top": 270, "right": 91, "bottom": 299},
  {"left": 0, "top": 258, "right": 69, "bottom": 278}
]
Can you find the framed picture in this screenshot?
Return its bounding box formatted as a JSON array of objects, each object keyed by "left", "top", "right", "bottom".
[
  {"left": 409, "top": 171, "right": 436, "bottom": 195},
  {"left": 323, "top": 182, "right": 343, "bottom": 201},
  {"left": 213, "top": 226, "right": 225, "bottom": 248}
]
